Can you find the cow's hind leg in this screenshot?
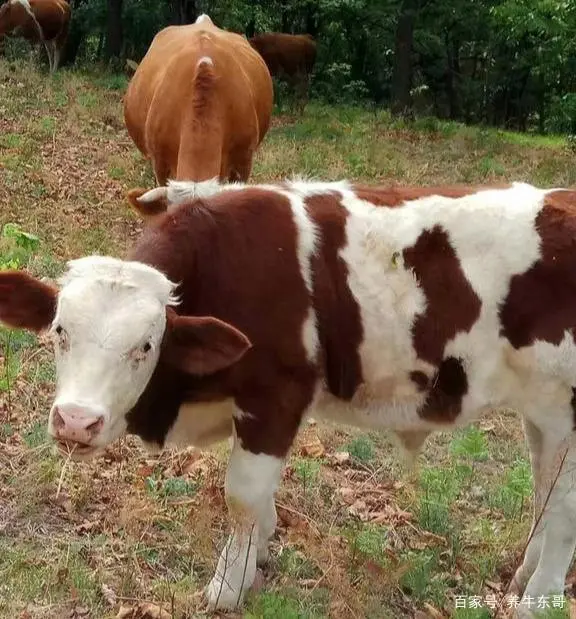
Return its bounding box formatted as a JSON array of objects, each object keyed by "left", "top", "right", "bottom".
[
  {"left": 204, "top": 437, "right": 285, "bottom": 610},
  {"left": 510, "top": 418, "right": 545, "bottom": 594},
  {"left": 513, "top": 416, "right": 576, "bottom": 617}
]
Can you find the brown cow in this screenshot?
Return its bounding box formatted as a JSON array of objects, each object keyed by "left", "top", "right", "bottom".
[
  {"left": 249, "top": 32, "right": 316, "bottom": 111},
  {"left": 124, "top": 14, "right": 273, "bottom": 189},
  {"left": 0, "top": 0, "right": 70, "bottom": 72},
  {"left": 1, "top": 179, "right": 576, "bottom": 616}
]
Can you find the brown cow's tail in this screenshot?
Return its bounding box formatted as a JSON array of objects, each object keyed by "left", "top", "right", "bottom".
[{"left": 191, "top": 56, "right": 217, "bottom": 117}]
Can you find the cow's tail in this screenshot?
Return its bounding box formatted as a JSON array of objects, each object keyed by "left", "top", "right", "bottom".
[{"left": 191, "top": 56, "right": 216, "bottom": 117}]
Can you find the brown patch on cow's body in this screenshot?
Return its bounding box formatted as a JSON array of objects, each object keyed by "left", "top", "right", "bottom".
[
  {"left": 403, "top": 226, "right": 482, "bottom": 365},
  {"left": 306, "top": 193, "right": 363, "bottom": 400},
  {"left": 403, "top": 226, "right": 481, "bottom": 421},
  {"left": 127, "top": 189, "right": 316, "bottom": 456},
  {"left": 352, "top": 183, "right": 512, "bottom": 207},
  {"left": 500, "top": 190, "right": 576, "bottom": 349},
  {"left": 413, "top": 357, "right": 469, "bottom": 423}
]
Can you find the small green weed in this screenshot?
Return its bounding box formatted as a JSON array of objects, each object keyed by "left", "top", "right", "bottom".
[
  {"left": 399, "top": 549, "right": 448, "bottom": 605},
  {"left": 347, "top": 522, "right": 389, "bottom": 566},
  {"left": 346, "top": 435, "right": 376, "bottom": 465},
  {"left": 293, "top": 457, "right": 321, "bottom": 493},
  {"left": 450, "top": 426, "right": 489, "bottom": 461},
  {"left": 490, "top": 459, "right": 532, "bottom": 518},
  {"left": 145, "top": 476, "right": 198, "bottom": 500},
  {"left": 22, "top": 420, "right": 48, "bottom": 448}
]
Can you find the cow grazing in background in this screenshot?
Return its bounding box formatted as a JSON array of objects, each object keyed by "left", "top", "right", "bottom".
[
  {"left": 124, "top": 14, "right": 273, "bottom": 192},
  {"left": 0, "top": 0, "right": 70, "bottom": 72},
  {"left": 249, "top": 32, "right": 316, "bottom": 111},
  {"left": 2, "top": 180, "right": 576, "bottom": 617}
]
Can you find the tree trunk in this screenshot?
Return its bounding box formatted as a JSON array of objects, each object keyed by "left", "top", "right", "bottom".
[
  {"left": 59, "top": 0, "right": 85, "bottom": 67},
  {"left": 104, "top": 0, "right": 123, "bottom": 62},
  {"left": 445, "top": 35, "right": 461, "bottom": 120},
  {"left": 391, "top": 0, "right": 419, "bottom": 117}
]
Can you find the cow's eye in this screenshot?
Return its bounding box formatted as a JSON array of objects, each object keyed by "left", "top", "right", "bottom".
[
  {"left": 55, "top": 325, "right": 63, "bottom": 335},
  {"left": 142, "top": 342, "right": 152, "bottom": 353}
]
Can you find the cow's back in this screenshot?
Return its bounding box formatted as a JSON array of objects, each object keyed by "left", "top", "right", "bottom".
[{"left": 124, "top": 21, "right": 273, "bottom": 183}]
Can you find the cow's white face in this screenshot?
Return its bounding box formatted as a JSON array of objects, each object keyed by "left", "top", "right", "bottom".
[
  {"left": 47, "top": 257, "right": 177, "bottom": 458},
  {"left": 0, "top": 255, "right": 252, "bottom": 461}
]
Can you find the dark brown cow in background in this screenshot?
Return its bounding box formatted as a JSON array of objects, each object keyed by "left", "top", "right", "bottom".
[
  {"left": 249, "top": 32, "right": 316, "bottom": 112},
  {"left": 0, "top": 0, "right": 70, "bottom": 72}
]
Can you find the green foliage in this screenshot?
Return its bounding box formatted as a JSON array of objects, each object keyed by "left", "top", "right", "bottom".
[
  {"left": 246, "top": 590, "right": 326, "bottom": 619},
  {"left": 346, "top": 435, "right": 376, "bottom": 464},
  {"left": 399, "top": 549, "right": 449, "bottom": 605},
  {"left": 145, "top": 476, "right": 199, "bottom": 499},
  {"left": 293, "top": 457, "right": 321, "bottom": 491},
  {"left": 347, "top": 522, "right": 389, "bottom": 565},
  {"left": 417, "top": 465, "right": 472, "bottom": 535},
  {"left": 490, "top": 459, "right": 532, "bottom": 518},
  {"left": 450, "top": 426, "right": 489, "bottom": 461}
]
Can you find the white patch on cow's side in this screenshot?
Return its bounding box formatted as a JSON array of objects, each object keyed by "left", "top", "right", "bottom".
[
  {"left": 195, "top": 13, "right": 213, "bottom": 25},
  {"left": 197, "top": 56, "right": 214, "bottom": 67},
  {"left": 49, "top": 257, "right": 178, "bottom": 449},
  {"left": 280, "top": 190, "right": 319, "bottom": 361},
  {"left": 301, "top": 308, "right": 318, "bottom": 363},
  {"left": 206, "top": 444, "right": 283, "bottom": 609},
  {"left": 165, "top": 399, "right": 235, "bottom": 448}
]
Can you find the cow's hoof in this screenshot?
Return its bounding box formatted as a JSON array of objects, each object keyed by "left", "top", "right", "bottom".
[{"left": 204, "top": 577, "right": 244, "bottom": 611}]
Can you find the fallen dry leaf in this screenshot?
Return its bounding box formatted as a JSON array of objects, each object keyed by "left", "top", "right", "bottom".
[
  {"left": 116, "top": 603, "right": 171, "bottom": 619},
  {"left": 101, "top": 583, "right": 117, "bottom": 606},
  {"left": 331, "top": 451, "right": 350, "bottom": 465},
  {"left": 338, "top": 487, "right": 356, "bottom": 504},
  {"left": 423, "top": 602, "right": 445, "bottom": 618},
  {"left": 300, "top": 436, "right": 325, "bottom": 458}
]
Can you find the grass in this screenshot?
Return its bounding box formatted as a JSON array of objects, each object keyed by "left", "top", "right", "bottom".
[{"left": 0, "top": 55, "right": 575, "bottom": 618}]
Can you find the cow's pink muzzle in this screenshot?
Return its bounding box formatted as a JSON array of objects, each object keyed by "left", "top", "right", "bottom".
[{"left": 51, "top": 403, "right": 105, "bottom": 455}]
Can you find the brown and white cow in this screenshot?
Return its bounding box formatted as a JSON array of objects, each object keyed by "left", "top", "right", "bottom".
[
  {"left": 249, "top": 32, "right": 316, "bottom": 110},
  {"left": 0, "top": 0, "right": 70, "bottom": 72},
  {"left": 124, "top": 14, "right": 273, "bottom": 193},
  {"left": 1, "top": 180, "right": 575, "bottom": 616}
]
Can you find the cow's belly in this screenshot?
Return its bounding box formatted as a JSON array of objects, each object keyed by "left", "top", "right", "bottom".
[
  {"left": 311, "top": 364, "right": 507, "bottom": 432},
  {"left": 164, "top": 399, "right": 235, "bottom": 448}
]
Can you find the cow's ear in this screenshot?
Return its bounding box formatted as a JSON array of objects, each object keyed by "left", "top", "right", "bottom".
[
  {"left": 126, "top": 187, "right": 168, "bottom": 223},
  {"left": 164, "top": 312, "right": 252, "bottom": 375},
  {"left": 0, "top": 271, "right": 57, "bottom": 332}
]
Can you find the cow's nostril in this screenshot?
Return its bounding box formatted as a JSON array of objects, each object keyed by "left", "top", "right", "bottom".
[
  {"left": 52, "top": 407, "right": 65, "bottom": 429},
  {"left": 86, "top": 416, "right": 104, "bottom": 435}
]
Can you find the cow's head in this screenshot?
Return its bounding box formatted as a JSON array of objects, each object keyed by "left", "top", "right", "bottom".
[{"left": 0, "top": 256, "right": 251, "bottom": 460}]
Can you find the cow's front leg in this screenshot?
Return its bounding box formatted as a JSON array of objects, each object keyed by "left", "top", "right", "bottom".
[{"left": 205, "top": 439, "right": 284, "bottom": 610}]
